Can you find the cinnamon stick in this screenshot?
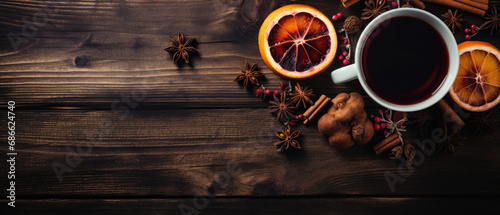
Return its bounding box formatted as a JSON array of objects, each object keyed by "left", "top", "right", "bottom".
[
  {"left": 375, "top": 134, "right": 402, "bottom": 155},
  {"left": 471, "top": 0, "right": 489, "bottom": 5},
  {"left": 421, "top": 0, "right": 486, "bottom": 16},
  {"left": 304, "top": 98, "right": 331, "bottom": 124},
  {"left": 303, "top": 94, "right": 327, "bottom": 120},
  {"left": 373, "top": 133, "right": 398, "bottom": 151},
  {"left": 455, "top": 0, "right": 489, "bottom": 11},
  {"left": 435, "top": 99, "right": 465, "bottom": 133},
  {"left": 341, "top": 0, "right": 362, "bottom": 8}
]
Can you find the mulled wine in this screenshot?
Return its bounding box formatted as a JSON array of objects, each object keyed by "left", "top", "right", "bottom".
[{"left": 361, "top": 16, "right": 449, "bottom": 105}]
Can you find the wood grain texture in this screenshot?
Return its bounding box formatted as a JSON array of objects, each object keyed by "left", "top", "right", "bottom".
[
  {"left": 0, "top": 109, "right": 499, "bottom": 197},
  {"left": 1, "top": 0, "right": 500, "bottom": 212},
  {"left": 2, "top": 197, "right": 500, "bottom": 214},
  {"left": 1, "top": 0, "right": 498, "bottom": 109}
]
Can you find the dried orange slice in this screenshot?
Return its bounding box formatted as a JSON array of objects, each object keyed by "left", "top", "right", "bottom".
[
  {"left": 449, "top": 41, "right": 500, "bottom": 112},
  {"left": 258, "top": 4, "right": 337, "bottom": 80}
]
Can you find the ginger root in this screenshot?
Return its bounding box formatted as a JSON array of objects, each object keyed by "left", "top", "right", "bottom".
[{"left": 318, "top": 92, "right": 374, "bottom": 149}]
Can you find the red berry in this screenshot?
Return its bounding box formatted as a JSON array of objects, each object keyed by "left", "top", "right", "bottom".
[
  {"left": 374, "top": 123, "right": 381, "bottom": 131},
  {"left": 392, "top": 1, "right": 397, "bottom": 7},
  {"left": 298, "top": 114, "right": 303, "bottom": 120},
  {"left": 381, "top": 123, "right": 387, "bottom": 129},
  {"left": 273, "top": 90, "right": 279, "bottom": 96},
  {"left": 342, "top": 59, "right": 349, "bottom": 65},
  {"left": 465, "top": 35, "right": 471, "bottom": 40},
  {"left": 289, "top": 120, "right": 298, "bottom": 126},
  {"left": 265, "top": 89, "right": 271, "bottom": 95},
  {"left": 343, "top": 39, "right": 348, "bottom": 44},
  {"left": 279, "top": 82, "right": 284, "bottom": 90},
  {"left": 384, "top": 130, "right": 389, "bottom": 136},
  {"left": 332, "top": 15, "right": 338, "bottom": 21},
  {"left": 336, "top": 12, "right": 343, "bottom": 19},
  {"left": 338, "top": 55, "right": 344, "bottom": 60},
  {"left": 472, "top": 29, "right": 476, "bottom": 34},
  {"left": 256, "top": 88, "right": 262, "bottom": 96},
  {"left": 374, "top": 116, "right": 381, "bottom": 123},
  {"left": 465, "top": 28, "right": 470, "bottom": 34},
  {"left": 342, "top": 51, "right": 348, "bottom": 56},
  {"left": 340, "top": 35, "right": 344, "bottom": 40},
  {"left": 471, "top": 24, "right": 477, "bottom": 30}
]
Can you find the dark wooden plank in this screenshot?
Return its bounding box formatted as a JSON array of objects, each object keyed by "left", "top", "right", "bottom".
[
  {"left": 2, "top": 197, "right": 500, "bottom": 214},
  {"left": 1, "top": 109, "right": 499, "bottom": 197},
  {"left": 1, "top": 0, "right": 499, "bottom": 109}
]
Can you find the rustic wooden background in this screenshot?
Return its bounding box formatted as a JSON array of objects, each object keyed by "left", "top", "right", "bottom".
[{"left": 1, "top": 0, "right": 500, "bottom": 214}]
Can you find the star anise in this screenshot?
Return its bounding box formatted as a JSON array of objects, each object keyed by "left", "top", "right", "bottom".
[
  {"left": 234, "top": 61, "right": 263, "bottom": 88},
  {"left": 480, "top": 6, "right": 500, "bottom": 34},
  {"left": 269, "top": 92, "right": 295, "bottom": 122},
  {"left": 439, "top": 134, "right": 466, "bottom": 156},
  {"left": 407, "top": 109, "right": 433, "bottom": 130},
  {"left": 289, "top": 83, "right": 315, "bottom": 108},
  {"left": 438, "top": 122, "right": 466, "bottom": 156},
  {"left": 163, "top": 32, "right": 197, "bottom": 64},
  {"left": 442, "top": 9, "right": 464, "bottom": 33},
  {"left": 469, "top": 110, "right": 495, "bottom": 134},
  {"left": 362, "top": 0, "right": 389, "bottom": 20},
  {"left": 274, "top": 125, "right": 301, "bottom": 152}
]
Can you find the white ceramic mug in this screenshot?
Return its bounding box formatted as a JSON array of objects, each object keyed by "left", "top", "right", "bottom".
[{"left": 331, "top": 8, "right": 459, "bottom": 112}]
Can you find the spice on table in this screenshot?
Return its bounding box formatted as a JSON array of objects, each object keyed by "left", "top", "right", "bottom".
[
  {"left": 439, "top": 121, "right": 466, "bottom": 156},
  {"left": 234, "top": 61, "right": 264, "bottom": 88},
  {"left": 405, "top": 0, "right": 426, "bottom": 9},
  {"left": 374, "top": 133, "right": 401, "bottom": 155},
  {"left": 420, "top": 0, "right": 487, "bottom": 17},
  {"left": 469, "top": 111, "right": 495, "bottom": 133},
  {"left": 442, "top": 9, "right": 465, "bottom": 33},
  {"left": 303, "top": 94, "right": 331, "bottom": 124},
  {"left": 481, "top": 6, "right": 499, "bottom": 34},
  {"left": 342, "top": 16, "right": 362, "bottom": 34},
  {"left": 164, "top": 32, "right": 197, "bottom": 64},
  {"left": 341, "top": 0, "right": 362, "bottom": 8},
  {"left": 404, "top": 144, "right": 416, "bottom": 165},
  {"left": 274, "top": 125, "right": 301, "bottom": 152},
  {"left": 362, "top": 0, "right": 389, "bottom": 20},
  {"left": 317, "top": 92, "right": 374, "bottom": 149},
  {"left": 407, "top": 109, "right": 433, "bottom": 130},
  {"left": 389, "top": 145, "right": 403, "bottom": 159},
  {"left": 269, "top": 92, "right": 295, "bottom": 122},
  {"left": 290, "top": 83, "right": 315, "bottom": 108},
  {"left": 435, "top": 99, "right": 465, "bottom": 135}
]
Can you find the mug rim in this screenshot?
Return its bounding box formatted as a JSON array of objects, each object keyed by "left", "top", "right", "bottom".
[{"left": 355, "top": 8, "right": 459, "bottom": 112}]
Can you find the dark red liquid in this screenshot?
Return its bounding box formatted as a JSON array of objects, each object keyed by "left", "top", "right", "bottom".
[{"left": 361, "top": 16, "right": 449, "bottom": 105}]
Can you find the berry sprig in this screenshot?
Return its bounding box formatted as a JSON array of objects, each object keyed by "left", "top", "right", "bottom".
[
  {"left": 387, "top": 0, "right": 399, "bottom": 8},
  {"left": 257, "top": 81, "right": 307, "bottom": 125},
  {"left": 257, "top": 81, "right": 292, "bottom": 100},
  {"left": 371, "top": 109, "right": 408, "bottom": 138},
  {"left": 339, "top": 34, "right": 351, "bottom": 66},
  {"left": 332, "top": 12, "right": 352, "bottom": 66},
  {"left": 331, "top": 12, "right": 343, "bottom": 21},
  {"left": 465, "top": 24, "right": 479, "bottom": 40}
]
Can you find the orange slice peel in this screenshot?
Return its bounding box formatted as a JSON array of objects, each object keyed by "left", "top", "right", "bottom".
[
  {"left": 258, "top": 4, "right": 337, "bottom": 80},
  {"left": 450, "top": 41, "right": 500, "bottom": 112}
]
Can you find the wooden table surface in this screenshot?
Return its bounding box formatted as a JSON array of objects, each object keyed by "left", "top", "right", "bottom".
[{"left": 1, "top": 0, "right": 500, "bottom": 214}]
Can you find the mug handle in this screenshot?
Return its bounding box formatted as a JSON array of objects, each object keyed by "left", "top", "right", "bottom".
[{"left": 331, "top": 64, "right": 358, "bottom": 84}]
